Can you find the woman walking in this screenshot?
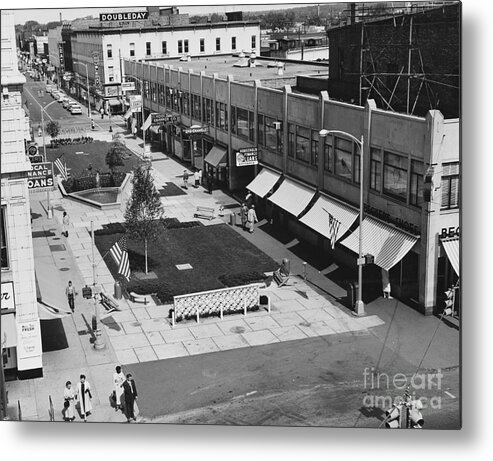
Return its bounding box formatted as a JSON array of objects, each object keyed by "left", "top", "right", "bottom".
[{"left": 63, "top": 381, "right": 76, "bottom": 422}]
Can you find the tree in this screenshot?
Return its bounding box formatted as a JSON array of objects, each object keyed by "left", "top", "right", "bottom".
[
  {"left": 45, "top": 120, "right": 60, "bottom": 138},
  {"left": 124, "top": 166, "right": 164, "bottom": 274},
  {"left": 105, "top": 140, "right": 126, "bottom": 175}
]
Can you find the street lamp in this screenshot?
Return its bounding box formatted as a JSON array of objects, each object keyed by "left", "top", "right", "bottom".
[
  {"left": 73, "top": 61, "right": 92, "bottom": 118},
  {"left": 124, "top": 75, "right": 147, "bottom": 162},
  {"left": 319, "top": 129, "right": 365, "bottom": 316}
]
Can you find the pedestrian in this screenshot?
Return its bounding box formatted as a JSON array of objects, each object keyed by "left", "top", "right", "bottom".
[
  {"left": 247, "top": 205, "right": 258, "bottom": 234},
  {"left": 65, "top": 281, "right": 77, "bottom": 312},
  {"left": 63, "top": 380, "right": 76, "bottom": 422},
  {"left": 122, "top": 373, "right": 138, "bottom": 422},
  {"left": 38, "top": 126, "right": 42, "bottom": 137},
  {"left": 245, "top": 191, "right": 253, "bottom": 208},
  {"left": 91, "top": 118, "right": 95, "bottom": 130},
  {"left": 198, "top": 168, "right": 202, "bottom": 186},
  {"left": 100, "top": 107, "right": 104, "bottom": 119},
  {"left": 193, "top": 169, "right": 200, "bottom": 188},
  {"left": 76, "top": 374, "right": 93, "bottom": 422},
  {"left": 112, "top": 365, "right": 125, "bottom": 411},
  {"left": 182, "top": 170, "right": 189, "bottom": 189},
  {"left": 240, "top": 203, "right": 248, "bottom": 230},
  {"left": 62, "top": 211, "right": 70, "bottom": 237},
  {"left": 206, "top": 171, "right": 213, "bottom": 194}
]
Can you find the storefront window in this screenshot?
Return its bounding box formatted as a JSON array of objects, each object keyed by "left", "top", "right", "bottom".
[
  {"left": 311, "top": 130, "right": 319, "bottom": 166},
  {"left": 288, "top": 123, "right": 295, "bottom": 158},
  {"left": 203, "top": 98, "right": 213, "bottom": 125},
  {"left": 236, "top": 107, "right": 250, "bottom": 139},
  {"left": 383, "top": 151, "right": 408, "bottom": 202},
  {"left": 323, "top": 135, "right": 333, "bottom": 172},
  {"left": 182, "top": 93, "right": 190, "bottom": 116},
  {"left": 441, "top": 162, "right": 460, "bottom": 209},
  {"left": 191, "top": 94, "right": 201, "bottom": 120},
  {"left": 370, "top": 147, "right": 381, "bottom": 191},
  {"left": 258, "top": 114, "right": 265, "bottom": 145},
  {"left": 265, "top": 116, "right": 280, "bottom": 152},
  {"left": 410, "top": 160, "right": 424, "bottom": 206},
  {"left": 158, "top": 84, "right": 165, "bottom": 106},
  {"left": 295, "top": 126, "right": 310, "bottom": 163},
  {"left": 1, "top": 206, "right": 8, "bottom": 269},
  {"left": 165, "top": 86, "right": 171, "bottom": 107},
  {"left": 334, "top": 137, "right": 353, "bottom": 180},
  {"left": 215, "top": 102, "right": 228, "bottom": 131}
]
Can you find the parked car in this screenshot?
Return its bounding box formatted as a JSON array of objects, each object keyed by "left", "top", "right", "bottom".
[
  {"left": 63, "top": 99, "right": 75, "bottom": 109},
  {"left": 58, "top": 95, "right": 69, "bottom": 104},
  {"left": 52, "top": 91, "right": 62, "bottom": 100},
  {"left": 69, "top": 104, "right": 82, "bottom": 115}
]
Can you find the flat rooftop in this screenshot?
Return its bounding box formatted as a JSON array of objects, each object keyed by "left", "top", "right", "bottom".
[{"left": 148, "top": 55, "right": 329, "bottom": 86}]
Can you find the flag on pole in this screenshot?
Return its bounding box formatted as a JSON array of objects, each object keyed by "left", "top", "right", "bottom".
[
  {"left": 327, "top": 213, "right": 341, "bottom": 250},
  {"left": 54, "top": 155, "right": 68, "bottom": 181},
  {"left": 109, "top": 236, "right": 131, "bottom": 281}
]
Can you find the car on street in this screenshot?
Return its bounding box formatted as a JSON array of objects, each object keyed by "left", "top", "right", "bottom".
[
  {"left": 63, "top": 99, "right": 75, "bottom": 109},
  {"left": 69, "top": 104, "right": 82, "bottom": 115},
  {"left": 52, "top": 91, "right": 62, "bottom": 100},
  {"left": 58, "top": 95, "right": 69, "bottom": 104}
]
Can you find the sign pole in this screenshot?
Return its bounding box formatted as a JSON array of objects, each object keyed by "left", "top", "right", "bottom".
[{"left": 40, "top": 108, "right": 52, "bottom": 218}]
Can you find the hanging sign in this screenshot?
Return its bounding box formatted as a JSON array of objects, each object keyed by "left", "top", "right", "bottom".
[
  {"left": 27, "top": 162, "right": 54, "bottom": 190},
  {"left": 236, "top": 147, "right": 258, "bottom": 166}
]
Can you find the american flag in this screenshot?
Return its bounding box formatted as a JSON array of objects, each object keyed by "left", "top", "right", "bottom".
[
  {"left": 328, "top": 213, "right": 341, "bottom": 250},
  {"left": 54, "top": 155, "right": 68, "bottom": 181},
  {"left": 109, "top": 236, "right": 131, "bottom": 281}
]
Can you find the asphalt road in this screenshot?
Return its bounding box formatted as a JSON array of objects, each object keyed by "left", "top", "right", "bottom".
[{"left": 125, "top": 330, "right": 460, "bottom": 429}]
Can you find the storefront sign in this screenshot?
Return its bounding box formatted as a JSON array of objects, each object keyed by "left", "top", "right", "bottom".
[
  {"left": 99, "top": 11, "right": 149, "bottom": 21},
  {"left": 58, "top": 42, "right": 65, "bottom": 74},
  {"left": 92, "top": 52, "right": 101, "bottom": 89},
  {"left": 184, "top": 126, "right": 208, "bottom": 135},
  {"left": 27, "top": 162, "right": 54, "bottom": 190},
  {"left": 17, "top": 320, "right": 42, "bottom": 358},
  {"left": 364, "top": 204, "right": 420, "bottom": 235},
  {"left": 104, "top": 85, "right": 120, "bottom": 98},
  {"left": 1, "top": 281, "right": 15, "bottom": 311},
  {"left": 440, "top": 226, "right": 460, "bottom": 239},
  {"left": 121, "top": 81, "right": 135, "bottom": 92},
  {"left": 152, "top": 113, "right": 178, "bottom": 125},
  {"left": 129, "top": 95, "right": 142, "bottom": 112},
  {"left": 236, "top": 147, "right": 258, "bottom": 166}
]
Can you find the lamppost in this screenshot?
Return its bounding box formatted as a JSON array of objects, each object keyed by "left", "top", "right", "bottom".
[
  {"left": 319, "top": 129, "right": 365, "bottom": 316},
  {"left": 90, "top": 221, "right": 105, "bottom": 350},
  {"left": 123, "top": 75, "right": 147, "bottom": 162},
  {"left": 73, "top": 60, "right": 92, "bottom": 118}
]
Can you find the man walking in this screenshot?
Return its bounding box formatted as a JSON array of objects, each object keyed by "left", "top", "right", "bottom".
[
  {"left": 182, "top": 170, "right": 189, "bottom": 189},
  {"left": 113, "top": 365, "right": 125, "bottom": 411},
  {"left": 240, "top": 203, "right": 248, "bottom": 230},
  {"left": 206, "top": 171, "right": 213, "bottom": 194},
  {"left": 193, "top": 169, "right": 200, "bottom": 188},
  {"left": 76, "top": 374, "right": 93, "bottom": 422},
  {"left": 247, "top": 205, "right": 258, "bottom": 234},
  {"left": 100, "top": 107, "right": 104, "bottom": 119},
  {"left": 122, "top": 373, "right": 138, "bottom": 422},
  {"left": 66, "top": 281, "right": 77, "bottom": 312}
]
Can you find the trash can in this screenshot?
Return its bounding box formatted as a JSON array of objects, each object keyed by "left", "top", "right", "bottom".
[
  {"left": 347, "top": 282, "right": 359, "bottom": 309},
  {"left": 114, "top": 281, "right": 122, "bottom": 300},
  {"left": 229, "top": 212, "right": 236, "bottom": 226}
]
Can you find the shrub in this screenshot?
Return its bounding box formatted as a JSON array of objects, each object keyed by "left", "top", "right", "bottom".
[
  {"left": 62, "top": 172, "right": 126, "bottom": 193},
  {"left": 160, "top": 218, "right": 202, "bottom": 230},
  {"left": 218, "top": 271, "right": 268, "bottom": 287}
]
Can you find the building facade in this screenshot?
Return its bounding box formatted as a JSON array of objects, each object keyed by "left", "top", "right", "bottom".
[
  {"left": 1, "top": 10, "right": 43, "bottom": 379},
  {"left": 123, "top": 56, "right": 460, "bottom": 316}
]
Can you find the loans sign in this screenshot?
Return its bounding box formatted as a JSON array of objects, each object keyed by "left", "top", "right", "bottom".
[
  {"left": 236, "top": 147, "right": 258, "bottom": 166},
  {"left": 27, "top": 162, "right": 54, "bottom": 190}
]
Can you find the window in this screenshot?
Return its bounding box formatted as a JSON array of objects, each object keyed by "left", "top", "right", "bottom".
[
  {"left": 191, "top": 94, "right": 201, "bottom": 120},
  {"left": 182, "top": 92, "right": 190, "bottom": 116},
  {"left": 251, "top": 35, "right": 256, "bottom": 49},
  {"left": 216, "top": 37, "right": 221, "bottom": 52},
  {"left": 354, "top": 148, "right": 361, "bottom": 184},
  {"left": 203, "top": 98, "right": 214, "bottom": 125},
  {"left": 184, "top": 40, "right": 189, "bottom": 53},
  {"left": 231, "top": 37, "right": 237, "bottom": 51},
  {"left": 265, "top": 117, "right": 280, "bottom": 152},
  {"left": 258, "top": 114, "right": 265, "bottom": 146},
  {"left": 178, "top": 40, "right": 183, "bottom": 54},
  {"left": 383, "top": 151, "right": 408, "bottom": 202},
  {"left": 1, "top": 206, "right": 8, "bottom": 269},
  {"left": 334, "top": 137, "right": 353, "bottom": 180},
  {"left": 107, "top": 44, "right": 113, "bottom": 59},
  {"left": 143, "top": 80, "right": 150, "bottom": 99},
  {"left": 311, "top": 130, "right": 319, "bottom": 166},
  {"left": 295, "top": 126, "right": 310, "bottom": 163},
  {"left": 108, "top": 66, "right": 114, "bottom": 83},
  {"left": 288, "top": 123, "right": 295, "bottom": 158},
  {"left": 158, "top": 84, "right": 165, "bottom": 105},
  {"left": 370, "top": 147, "right": 382, "bottom": 191},
  {"left": 215, "top": 102, "right": 228, "bottom": 130},
  {"left": 323, "top": 135, "right": 333, "bottom": 172},
  {"left": 129, "top": 43, "right": 135, "bottom": 57},
  {"left": 410, "top": 160, "right": 424, "bottom": 206},
  {"left": 162, "top": 41, "right": 167, "bottom": 55},
  {"left": 232, "top": 107, "right": 250, "bottom": 139},
  {"left": 146, "top": 42, "right": 151, "bottom": 56},
  {"left": 441, "top": 162, "right": 460, "bottom": 210},
  {"left": 200, "top": 38, "right": 205, "bottom": 53}
]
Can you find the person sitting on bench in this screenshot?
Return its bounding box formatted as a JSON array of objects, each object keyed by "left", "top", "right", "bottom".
[{"left": 273, "top": 258, "right": 290, "bottom": 287}]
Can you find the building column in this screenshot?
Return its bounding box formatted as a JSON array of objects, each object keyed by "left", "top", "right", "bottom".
[
  {"left": 253, "top": 79, "right": 262, "bottom": 177},
  {"left": 282, "top": 85, "right": 292, "bottom": 174}
]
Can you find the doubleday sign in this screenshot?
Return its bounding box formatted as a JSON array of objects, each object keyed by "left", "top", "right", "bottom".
[{"left": 27, "top": 162, "right": 54, "bottom": 190}]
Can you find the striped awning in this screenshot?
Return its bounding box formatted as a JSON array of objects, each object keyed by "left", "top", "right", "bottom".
[
  {"left": 441, "top": 237, "right": 460, "bottom": 276},
  {"left": 246, "top": 167, "right": 281, "bottom": 198},
  {"left": 149, "top": 125, "right": 161, "bottom": 135},
  {"left": 205, "top": 146, "right": 227, "bottom": 168},
  {"left": 268, "top": 178, "right": 315, "bottom": 217},
  {"left": 300, "top": 194, "right": 358, "bottom": 242},
  {"left": 123, "top": 108, "right": 133, "bottom": 120},
  {"left": 340, "top": 217, "right": 419, "bottom": 271},
  {"left": 142, "top": 113, "right": 152, "bottom": 131}
]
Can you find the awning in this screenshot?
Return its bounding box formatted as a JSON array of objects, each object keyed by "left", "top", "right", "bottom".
[
  {"left": 150, "top": 125, "right": 161, "bottom": 135},
  {"left": 340, "top": 217, "right": 419, "bottom": 271},
  {"left": 268, "top": 177, "right": 315, "bottom": 217},
  {"left": 441, "top": 237, "right": 460, "bottom": 276},
  {"left": 142, "top": 113, "right": 152, "bottom": 131},
  {"left": 300, "top": 194, "right": 358, "bottom": 242},
  {"left": 0, "top": 313, "right": 17, "bottom": 348},
  {"left": 205, "top": 146, "right": 227, "bottom": 168},
  {"left": 108, "top": 98, "right": 121, "bottom": 107},
  {"left": 246, "top": 167, "right": 281, "bottom": 198},
  {"left": 123, "top": 108, "right": 133, "bottom": 120},
  {"left": 35, "top": 260, "right": 72, "bottom": 318}
]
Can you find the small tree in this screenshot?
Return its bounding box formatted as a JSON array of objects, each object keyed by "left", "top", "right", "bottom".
[
  {"left": 105, "top": 141, "right": 126, "bottom": 175},
  {"left": 124, "top": 166, "right": 164, "bottom": 274},
  {"left": 46, "top": 120, "right": 61, "bottom": 138}
]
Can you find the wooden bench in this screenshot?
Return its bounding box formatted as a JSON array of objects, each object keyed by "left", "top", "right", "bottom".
[
  {"left": 273, "top": 268, "right": 290, "bottom": 287},
  {"left": 129, "top": 291, "right": 153, "bottom": 305},
  {"left": 194, "top": 206, "right": 215, "bottom": 221},
  {"left": 100, "top": 292, "right": 121, "bottom": 313}
]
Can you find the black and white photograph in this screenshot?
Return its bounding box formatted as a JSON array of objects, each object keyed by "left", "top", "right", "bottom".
[{"left": 0, "top": 0, "right": 476, "bottom": 451}]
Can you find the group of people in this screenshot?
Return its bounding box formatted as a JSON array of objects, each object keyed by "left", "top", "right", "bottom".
[
  {"left": 240, "top": 203, "right": 258, "bottom": 233},
  {"left": 62, "top": 367, "right": 139, "bottom": 423},
  {"left": 183, "top": 168, "right": 214, "bottom": 194}
]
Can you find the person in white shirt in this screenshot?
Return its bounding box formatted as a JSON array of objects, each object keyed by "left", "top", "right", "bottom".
[{"left": 247, "top": 205, "right": 258, "bottom": 234}]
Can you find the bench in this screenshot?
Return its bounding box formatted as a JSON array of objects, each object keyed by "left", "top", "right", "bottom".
[
  {"left": 100, "top": 292, "right": 121, "bottom": 313},
  {"left": 273, "top": 268, "right": 291, "bottom": 287},
  {"left": 129, "top": 291, "right": 153, "bottom": 305},
  {"left": 194, "top": 206, "right": 215, "bottom": 221}
]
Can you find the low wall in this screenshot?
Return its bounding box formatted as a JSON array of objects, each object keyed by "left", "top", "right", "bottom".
[{"left": 173, "top": 283, "right": 265, "bottom": 323}]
